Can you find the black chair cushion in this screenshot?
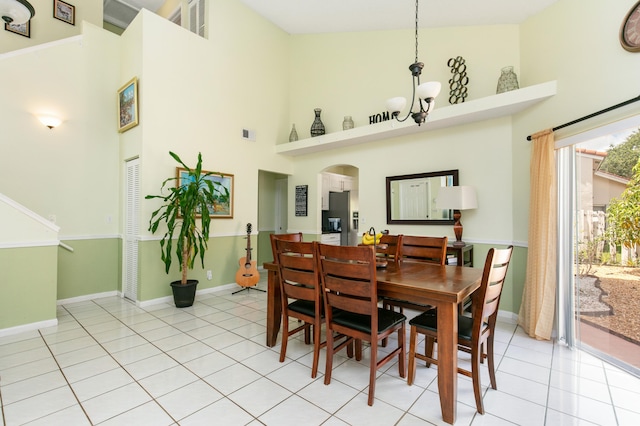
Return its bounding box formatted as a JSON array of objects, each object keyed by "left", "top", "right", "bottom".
[
  {"left": 332, "top": 308, "right": 406, "bottom": 334},
  {"left": 288, "top": 300, "right": 317, "bottom": 317},
  {"left": 409, "top": 309, "right": 482, "bottom": 341}
]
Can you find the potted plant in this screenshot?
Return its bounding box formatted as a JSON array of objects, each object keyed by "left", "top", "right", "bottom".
[{"left": 146, "top": 151, "right": 228, "bottom": 307}]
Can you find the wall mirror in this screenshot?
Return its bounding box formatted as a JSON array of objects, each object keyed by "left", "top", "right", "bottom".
[{"left": 386, "top": 169, "right": 458, "bottom": 225}]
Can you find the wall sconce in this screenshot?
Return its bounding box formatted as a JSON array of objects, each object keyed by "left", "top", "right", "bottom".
[
  {"left": 436, "top": 185, "right": 478, "bottom": 247},
  {"left": 38, "top": 116, "right": 62, "bottom": 129}
]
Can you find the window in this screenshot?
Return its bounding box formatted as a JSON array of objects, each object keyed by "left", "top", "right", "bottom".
[
  {"left": 169, "top": 6, "right": 181, "bottom": 27},
  {"left": 557, "top": 114, "right": 640, "bottom": 376},
  {"left": 189, "top": 0, "right": 205, "bottom": 37}
]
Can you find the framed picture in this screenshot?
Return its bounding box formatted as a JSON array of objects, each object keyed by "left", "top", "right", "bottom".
[
  {"left": 117, "top": 77, "right": 139, "bottom": 133},
  {"left": 176, "top": 168, "right": 234, "bottom": 218},
  {"left": 5, "top": 21, "right": 30, "bottom": 38},
  {"left": 54, "top": 0, "right": 75, "bottom": 25}
]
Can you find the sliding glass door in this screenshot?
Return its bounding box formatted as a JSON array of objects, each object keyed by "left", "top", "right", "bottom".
[{"left": 557, "top": 116, "right": 640, "bottom": 376}]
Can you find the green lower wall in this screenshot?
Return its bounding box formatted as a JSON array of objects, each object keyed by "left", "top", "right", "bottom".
[
  {"left": 0, "top": 246, "right": 57, "bottom": 329},
  {"left": 58, "top": 238, "right": 121, "bottom": 300},
  {"left": 508, "top": 246, "right": 528, "bottom": 316},
  {"left": 470, "top": 243, "right": 526, "bottom": 315},
  {"left": 257, "top": 231, "right": 273, "bottom": 266},
  {"left": 0, "top": 235, "right": 528, "bottom": 332},
  {"left": 139, "top": 235, "right": 247, "bottom": 302}
]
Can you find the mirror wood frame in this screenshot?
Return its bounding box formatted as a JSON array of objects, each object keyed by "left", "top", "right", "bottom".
[{"left": 386, "top": 169, "right": 459, "bottom": 225}]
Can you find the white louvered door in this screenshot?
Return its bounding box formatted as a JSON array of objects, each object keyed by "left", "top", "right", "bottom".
[{"left": 124, "top": 158, "right": 140, "bottom": 301}]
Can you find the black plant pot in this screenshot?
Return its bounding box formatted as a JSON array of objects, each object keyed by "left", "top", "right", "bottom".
[{"left": 170, "top": 279, "right": 198, "bottom": 308}]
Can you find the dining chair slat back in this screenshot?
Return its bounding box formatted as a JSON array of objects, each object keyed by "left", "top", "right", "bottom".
[
  {"left": 407, "top": 245, "right": 514, "bottom": 415},
  {"left": 270, "top": 232, "right": 303, "bottom": 263},
  {"left": 399, "top": 235, "right": 448, "bottom": 265},
  {"left": 383, "top": 235, "right": 448, "bottom": 316},
  {"left": 317, "top": 243, "right": 407, "bottom": 406},
  {"left": 376, "top": 234, "right": 403, "bottom": 263},
  {"left": 275, "top": 239, "right": 324, "bottom": 378}
]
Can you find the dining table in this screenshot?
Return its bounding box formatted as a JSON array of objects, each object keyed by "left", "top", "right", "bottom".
[{"left": 263, "top": 260, "right": 483, "bottom": 425}]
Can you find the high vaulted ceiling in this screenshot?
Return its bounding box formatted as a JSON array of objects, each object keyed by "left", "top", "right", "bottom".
[
  {"left": 103, "top": 0, "right": 165, "bottom": 29},
  {"left": 103, "top": 0, "right": 559, "bottom": 33}
]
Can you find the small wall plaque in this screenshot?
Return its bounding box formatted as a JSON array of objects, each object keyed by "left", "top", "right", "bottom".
[{"left": 295, "top": 185, "right": 308, "bottom": 217}]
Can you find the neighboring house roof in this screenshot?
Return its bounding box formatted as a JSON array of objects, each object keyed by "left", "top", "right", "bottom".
[
  {"left": 576, "top": 147, "right": 607, "bottom": 158},
  {"left": 594, "top": 170, "right": 631, "bottom": 185},
  {"left": 576, "top": 147, "right": 630, "bottom": 184}
]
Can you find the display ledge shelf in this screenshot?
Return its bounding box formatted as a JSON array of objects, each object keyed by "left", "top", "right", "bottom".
[{"left": 276, "top": 80, "right": 557, "bottom": 156}]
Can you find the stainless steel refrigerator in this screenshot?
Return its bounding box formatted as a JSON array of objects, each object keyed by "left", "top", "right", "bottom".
[{"left": 329, "top": 191, "right": 351, "bottom": 245}]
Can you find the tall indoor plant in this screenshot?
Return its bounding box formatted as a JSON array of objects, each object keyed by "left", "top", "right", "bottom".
[{"left": 146, "top": 151, "right": 227, "bottom": 307}]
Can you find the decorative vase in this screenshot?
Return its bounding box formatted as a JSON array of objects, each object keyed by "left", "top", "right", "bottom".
[
  {"left": 342, "top": 116, "right": 354, "bottom": 130},
  {"left": 289, "top": 124, "right": 298, "bottom": 142},
  {"left": 496, "top": 66, "right": 519, "bottom": 93},
  {"left": 310, "top": 108, "right": 325, "bottom": 137}
]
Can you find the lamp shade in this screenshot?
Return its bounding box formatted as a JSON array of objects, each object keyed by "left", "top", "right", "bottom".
[
  {"left": 0, "top": 0, "right": 35, "bottom": 25},
  {"left": 385, "top": 96, "right": 407, "bottom": 114},
  {"left": 416, "top": 81, "right": 442, "bottom": 100},
  {"left": 436, "top": 185, "right": 478, "bottom": 210}
]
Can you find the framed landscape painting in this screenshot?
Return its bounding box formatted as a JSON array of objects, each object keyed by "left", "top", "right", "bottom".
[
  {"left": 117, "top": 77, "right": 138, "bottom": 133},
  {"left": 176, "top": 168, "right": 234, "bottom": 218}
]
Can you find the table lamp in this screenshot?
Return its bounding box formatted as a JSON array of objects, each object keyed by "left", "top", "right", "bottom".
[{"left": 436, "top": 185, "right": 478, "bottom": 247}]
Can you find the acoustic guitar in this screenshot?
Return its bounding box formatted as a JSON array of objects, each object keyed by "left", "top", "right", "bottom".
[{"left": 235, "top": 223, "right": 260, "bottom": 290}]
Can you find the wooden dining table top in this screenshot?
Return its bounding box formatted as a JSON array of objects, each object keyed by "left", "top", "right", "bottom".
[{"left": 375, "top": 261, "right": 483, "bottom": 305}]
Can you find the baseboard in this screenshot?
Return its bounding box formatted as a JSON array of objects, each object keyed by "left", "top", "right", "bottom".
[
  {"left": 137, "top": 282, "right": 239, "bottom": 308},
  {"left": 498, "top": 309, "right": 518, "bottom": 323},
  {"left": 0, "top": 318, "right": 58, "bottom": 338},
  {"left": 57, "top": 291, "right": 119, "bottom": 305}
]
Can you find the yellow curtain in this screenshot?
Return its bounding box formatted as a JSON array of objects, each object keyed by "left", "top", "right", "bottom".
[{"left": 518, "top": 129, "right": 557, "bottom": 340}]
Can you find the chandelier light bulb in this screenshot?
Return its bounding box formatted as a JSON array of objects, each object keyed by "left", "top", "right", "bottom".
[
  {"left": 417, "top": 81, "right": 442, "bottom": 100},
  {"left": 386, "top": 97, "right": 407, "bottom": 116}
]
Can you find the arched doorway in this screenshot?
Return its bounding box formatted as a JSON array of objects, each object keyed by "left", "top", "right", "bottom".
[{"left": 320, "top": 165, "right": 359, "bottom": 246}]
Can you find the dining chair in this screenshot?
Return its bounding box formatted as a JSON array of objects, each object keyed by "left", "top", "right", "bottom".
[
  {"left": 383, "top": 235, "right": 448, "bottom": 313},
  {"left": 270, "top": 232, "right": 303, "bottom": 263},
  {"left": 407, "top": 246, "right": 514, "bottom": 414},
  {"left": 275, "top": 239, "right": 325, "bottom": 378},
  {"left": 375, "top": 233, "right": 403, "bottom": 263},
  {"left": 271, "top": 232, "right": 308, "bottom": 342},
  {"left": 317, "top": 243, "right": 406, "bottom": 406},
  {"left": 399, "top": 235, "right": 448, "bottom": 264}
]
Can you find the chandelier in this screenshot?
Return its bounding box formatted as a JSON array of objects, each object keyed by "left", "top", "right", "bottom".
[
  {"left": 0, "top": 0, "right": 35, "bottom": 25},
  {"left": 386, "top": 0, "right": 441, "bottom": 126}
]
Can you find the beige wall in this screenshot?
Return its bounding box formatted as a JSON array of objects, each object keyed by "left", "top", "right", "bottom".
[
  {"left": 135, "top": 1, "right": 294, "bottom": 296},
  {"left": 514, "top": 0, "right": 640, "bottom": 242},
  {"left": 285, "top": 25, "right": 521, "bottom": 242},
  {"left": 288, "top": 25, "right": 520, "bottom": 141},
  {"left": 0, "top": 23, "right": 121, "bottom": 237}
]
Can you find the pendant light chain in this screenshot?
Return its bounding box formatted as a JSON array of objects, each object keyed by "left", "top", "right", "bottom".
[
  {"left": 385, "top": 0, "right": 441, "bottom": 126},
  {"left": 414, "top": 0, "right": 419, "bottom": 64}
]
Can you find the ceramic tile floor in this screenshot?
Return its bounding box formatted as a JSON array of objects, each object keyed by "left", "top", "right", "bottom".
[{"left": 1, "top": 272, "right": 640, "bottom": 426}]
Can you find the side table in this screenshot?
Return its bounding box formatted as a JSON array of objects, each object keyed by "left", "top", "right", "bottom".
[{"left": 446, "top": 243, "right": 473, "bottom": 267}]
